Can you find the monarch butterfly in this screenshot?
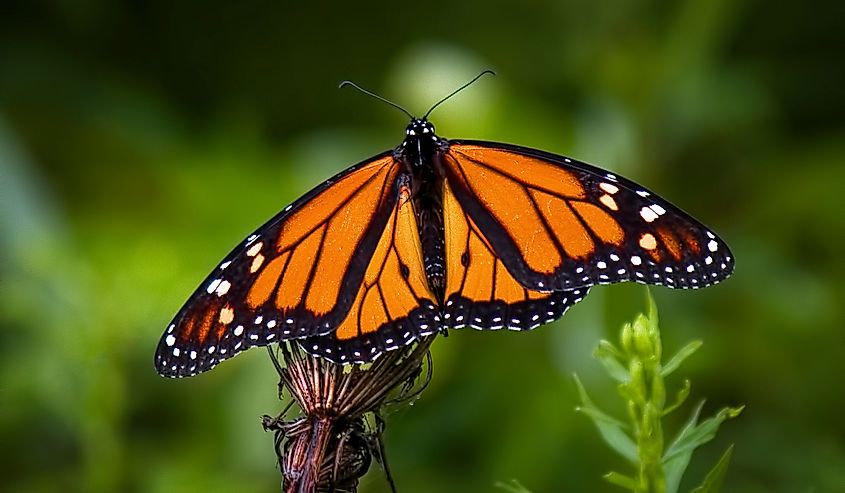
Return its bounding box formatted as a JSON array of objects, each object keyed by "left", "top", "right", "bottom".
[{"left": 155, "top": 72, "right": 733, "bottom": 378}]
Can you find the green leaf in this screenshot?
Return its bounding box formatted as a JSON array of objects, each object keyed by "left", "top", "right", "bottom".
[
  {"left": 664, "top": 405, "right": 744, "bottom": 462},
  {"left": 603, "top": 471, "right": 640, "bottom": 491},
  {"left": 645, "top": 288, "right": 659, "bottom": 326},
  {"left": 663, "top": 379, "right": 692, "bottom": 416},
  {"left": 573, "top": 374, "right": 638, "bottom": 463},
  {"left": 690, "top": 445, "right": 734, "bottom": 493},
  {"left": 661, "top": 341, "right": 702, "bottom": 377},
  {"left": 494, "top": 479, "right": 532, "bottom": 493},
  {"left": 594, "top": 340, "right": 631, "bottom": 383},
  {"left": 663, "top": 401, "right": 704, "bottom": 493},
  {"left": 663, "top": 403, "right": 743, "bottom": 493}
]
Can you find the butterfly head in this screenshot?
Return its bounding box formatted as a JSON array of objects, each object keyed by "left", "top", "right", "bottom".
[
  {"left": 397, "top": 119, "right": 445, "bottom": 168},
  {"left": 405, "top": 118, "right": 436, "bottom": 139}
]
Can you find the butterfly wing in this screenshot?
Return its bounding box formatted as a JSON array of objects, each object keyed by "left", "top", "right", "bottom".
[
  {"left": 298, "top": 178, "right": 439, "bottom": 363},
  {"left": 442, "top": 142, "right": 734, "bottom": 292},
  {"left": 155, "top": 152, "right": 425, "bottom": 377},
  {"left": 441, "top": 178, "right": 589, "bottom": 331}
]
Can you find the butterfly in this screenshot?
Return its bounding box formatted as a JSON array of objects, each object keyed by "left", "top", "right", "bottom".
[{"left": 155, "top": 72, "right": 734, "bottom": 378}]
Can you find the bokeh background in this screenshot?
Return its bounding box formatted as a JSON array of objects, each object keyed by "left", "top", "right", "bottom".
[{"left": 2, "top": 1, "right": 843, "bottom": 492}]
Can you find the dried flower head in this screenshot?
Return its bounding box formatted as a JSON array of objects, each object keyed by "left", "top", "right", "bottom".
[{"left": 262, "top": 336, "right": 435, "bottom": 493}]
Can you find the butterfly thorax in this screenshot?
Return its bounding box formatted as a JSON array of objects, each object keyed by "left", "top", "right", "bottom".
[
  {"left": 396, "top": 119, "right": 448, "bottom": 303},
  {"left": 396, "top": 119, "right": 444, "bottom": 168}
]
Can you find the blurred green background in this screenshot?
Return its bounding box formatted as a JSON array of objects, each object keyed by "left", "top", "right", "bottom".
[{"left": 2, "top": 1, "right": 843, "bottom": 492}]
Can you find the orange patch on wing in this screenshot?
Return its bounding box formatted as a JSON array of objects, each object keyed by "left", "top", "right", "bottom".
[
  {"left": 658, "top": 229, "right": 683, "bottom": 261},
  {"left": 493, "top": 260, "right": 525, "bottom": 303},
  {"left": 359, "top": 288, "right": 387, "bottom": 335},
  {"left": 392, "top": 193, "right": 430, "bottom": 299},
  {"left": 531, "top": 189, "right": 593, "bottom": 259},
  {"left": 382, "top": 254, "right": 420, "bottom": 319},
  {"left": 196, "top": 304, "right": 217, "bottom": 344},
  {"left": 275, "top": 226, "right": 326, "bottom": 311},
  {"left": 456, "top": 157, "right": 562, "bottom": 274},
  {"left": 305, "top": 174, "right": 392, "bottom": 315},
  {"left": 215, "top": 305, "right": 234, "bottom": 339},
  {"left": 527, "top": 289, "right": 549, "bottom": 300},
  {"left": 464, "top": 233, "right": 495, "bottom": 301},
  {"left": 444, "top": 181, "right": 552, "bottom": 305},
  {"left": 332, "top": 196, "right": 435, "bottom": 342},
  {"left": 639, "top": 233, "right": 663, "bottom": 262},
  {"left": 334, "top": 289, "right": 365, "bottom": 341},
  {"left": 683, "top": 232, "right": 702, "bottom": 255},
  {"left": 572, "top": 201, "right": 624, "bottom": 246},
  {"left": 180, "top": 317, "right": 196, "bottom": 342},
  {"left": 246, "top": 253, "right": 288, "bottom": 308},
  {"left": 277, "top": 157, "right": 394, "bottom": 252},
  {"left": 443, "top": 182, "right": 471, "bottom": 297},
  {"left": 451, "top": 146, "right": 585, "bottom": 199}
]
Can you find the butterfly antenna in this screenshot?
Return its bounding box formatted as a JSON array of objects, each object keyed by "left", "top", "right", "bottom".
[
  {"left": 422, "top": 69, "right": 496, "bottom": 120},
  {"left": 339, "top": 80, "right": 415, "bottom": 119}
]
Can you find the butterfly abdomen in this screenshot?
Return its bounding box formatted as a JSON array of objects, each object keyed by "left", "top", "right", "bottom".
[{"left": 406, "top": 149, "right": 447, "bottom": 303}]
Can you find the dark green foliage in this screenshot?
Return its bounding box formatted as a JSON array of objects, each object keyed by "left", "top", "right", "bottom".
[{"left": 575, "top": 293, "right": 742, "bottom": 492}]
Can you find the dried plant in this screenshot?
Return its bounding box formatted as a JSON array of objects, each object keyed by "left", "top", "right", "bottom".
[{"left": 262, "top": 336, "right": 435, "bottom": 493}]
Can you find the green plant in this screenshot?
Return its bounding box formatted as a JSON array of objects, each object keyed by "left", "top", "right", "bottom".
[{"left": 574, "top": 292, "right": 743, "bottom": 493}]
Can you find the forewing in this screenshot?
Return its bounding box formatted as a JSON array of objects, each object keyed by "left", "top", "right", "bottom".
[
  {"left": 156, "top": 153, "right": 400, "bottom": 377},
  {"left": 443, "top": 142, "right": 734, "bottom": 292}
]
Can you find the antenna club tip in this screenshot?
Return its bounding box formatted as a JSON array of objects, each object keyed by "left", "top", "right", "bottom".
[{"left": 338, "top": 80, "right": 353, "bottom": 89}]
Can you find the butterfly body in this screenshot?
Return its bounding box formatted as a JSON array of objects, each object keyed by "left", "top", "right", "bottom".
[
  {"left": 398, "top": 119, "right": 449, "bottom": 300},
  {"left": 156, "top": 116, "right": 733, "bottom": 377}
]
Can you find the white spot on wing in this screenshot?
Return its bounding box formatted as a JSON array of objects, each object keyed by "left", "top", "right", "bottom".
[
  {"left": 206, "top": 278, "right": 222, "bottom": 294},
  {"left": 215, "top": 280, "right": 232, "bottom": 296},
  {"left": 640, "top": 207, "right": 659, "bottom": 223},
  {"left": 246, "top": 242, "right": 263, "bottom": 257},
  {"left": 250, "top": 254, "right": 265, "bottom": 273},
  {"left": 599, "top": 183, "right": 619, "bottom": 194},
  {"left": 599, "top": 194, "right": 619, "bottom": 211}
]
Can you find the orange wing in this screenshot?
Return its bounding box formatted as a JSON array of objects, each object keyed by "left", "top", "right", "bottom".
[
  {"left": 442, "top": 142, "right": 734, "bottom": 292},
  {"left": 301, "top": 181, "right": 439, "bottom": 363},
  {"left": 441, "top": 179, "right": 588, "bottom": 331},
  {"left": 156, "top": 153, "right": 434, "bottom": 377}
]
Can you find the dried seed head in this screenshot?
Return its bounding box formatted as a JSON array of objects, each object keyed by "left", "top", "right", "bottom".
[{"left": 263, "top": 336, "right": 435, "bottom": 493}]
